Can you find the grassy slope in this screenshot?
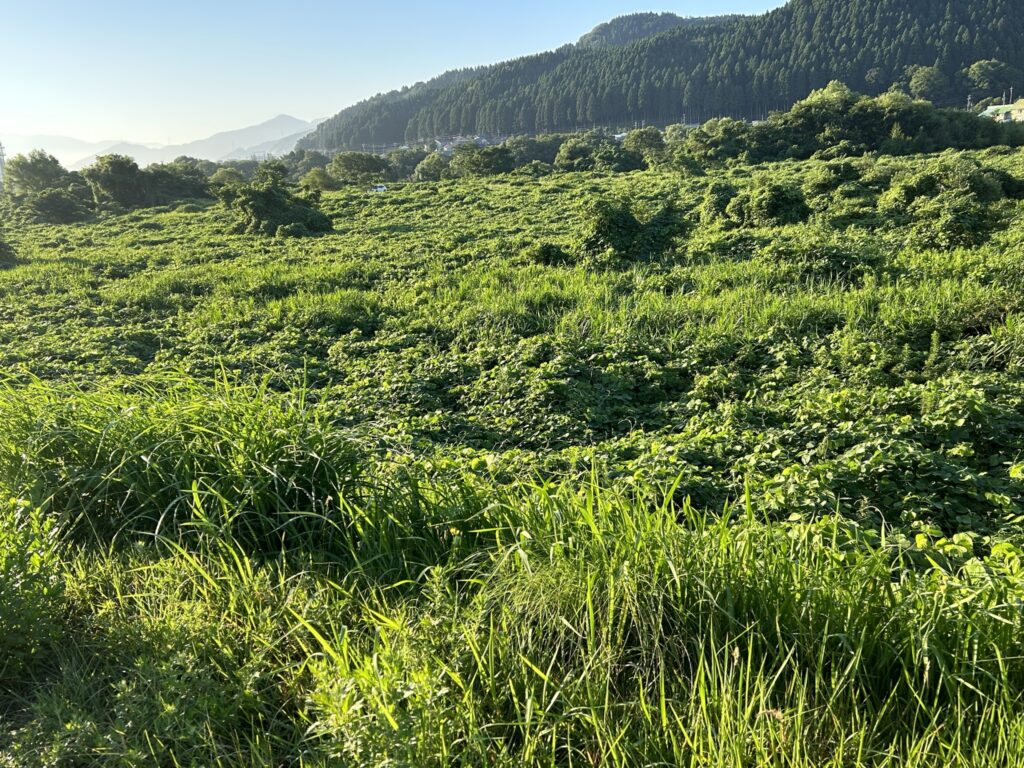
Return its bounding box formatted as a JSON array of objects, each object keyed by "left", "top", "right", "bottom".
[{"left": 2, "top": 151, "right": 1024, "bottom": 764}]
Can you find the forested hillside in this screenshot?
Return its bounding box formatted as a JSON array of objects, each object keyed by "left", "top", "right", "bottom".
[
  {"left": 302, "top": 0, "right": 1024, "bottom": 151},
  {"left": 576, "top": 12, "right": 741, "bottom": 49}
]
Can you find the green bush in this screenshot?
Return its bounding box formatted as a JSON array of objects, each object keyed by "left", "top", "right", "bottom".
[
  {"left": 699, "top": 180, "right": 737, "bottom": 224},
  {"left": 526, "top": 242, "right": 574, "bottom": 266},
  {"left": 913, "top": 190, "right": 1000, "bottom": 249},
  {"left": 880, "top": 157, "right": 1007, "bottom": 215},
  {"left": 219, "top": 164, "right": 332, "bottom": 238},
  {"left": 18, "top": 189, "right": 91, "bottom": 224},
  {"left": 575, "top": 198, "right": 643, "bottom": 259},
  {"left": 743, "top": 179, "right": 811, "bottom": 226},
  {"left": 803, "top": 160, "right": 862, "bottom": 200}
]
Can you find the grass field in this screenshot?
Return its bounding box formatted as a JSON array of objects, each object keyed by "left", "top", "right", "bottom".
[{"left": 2, "top": 149, "right": 1024, "bottom": 765}]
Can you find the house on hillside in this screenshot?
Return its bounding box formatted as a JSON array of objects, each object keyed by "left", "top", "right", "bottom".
[{"left": 981, "top": 101, "right": 1024, "bottom": 122}]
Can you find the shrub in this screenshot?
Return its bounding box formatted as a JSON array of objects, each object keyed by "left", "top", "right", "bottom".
[
  {"left": 877, "top": 157, "right": 1011, "bottom": 246},
  {"left": 592, "top": 144, "right": 645, "bottom": 173},
  {"left": 881, "top": 158, "right": 1006, "bottom": 214},
  {"left": 576, "top": 198, "right": 643, "bottom": 259},
  {"left": 759, "top": 232, "right": 880, "bottom": 283},
  {"left": 18, "top": 189, "right": 91, "bottom": 224},
  {"left": 744, "top": 179, "right": 811, "bottom": 226},
  {"left": 526, "top": 242, "right": 574, "bottom": 266},
  {"left": 913, "top": 191, "right": 1000, "bottom": 249},
  {"left": 699, "top": 181, "right": 737, "bottom": 224},
  {"left": 554, "top": 137, "right": 599, "bottom": 172},
  {"left": 803, "top": 160, "right": 862, "bottom": 199},
  {"left": 220, "top": 164, "right": 332, "bottom": 238},
  {"left": 669, "top": 147, "right": 706, "bottom": 177}
]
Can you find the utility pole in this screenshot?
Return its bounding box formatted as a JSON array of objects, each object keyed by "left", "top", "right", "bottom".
[{"left": 0, "top": 141, "right": 6, "bottom": 189}]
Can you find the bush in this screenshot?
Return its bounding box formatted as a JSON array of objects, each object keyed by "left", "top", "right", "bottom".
[
  {"left": 803, "top": 160, "right": 862, "bottom": 199},
  {"left": 699, "top": 181, "right": 737, "bottom": 224},
  {"left": 18, "top": 189, "right": 91, "bottom": 224},
  {"left": 413, "top": 153, "right": 451, "bottom": 182},
  {"left": 759, "top": 232, "right": 880, "bottom": 283},
  {"left": 592, "top": 144, "right": 645, "bottom": 173},
  {"left": 744, "top": 180, "right": 812, "bottom": 226},
  {"left": 512, "top": 160, "right": 555, "bottom": 178},
  {"left": 669, "top": 148, "right": 706, "bottom": 177},
  {"left": 554, "top": 137, "right": 599, "bottom": 172},
  {"left": 220, "top": 165, "right": 332, "bottom": 238},
  {"left": 877, "top": 157, "right": 1011, "bottom": 246},
  {"left": 880, "top": 158, "right": 1006, "bottom": 214},
  {"left": 913, "top": 191, "right": 1000, "bottom": 249},
  {"left": 576, "top": 199, "right": 643, "bottom": 260},
  {"left": 574, "top": 198, "right": 685, "bottom": 266}
]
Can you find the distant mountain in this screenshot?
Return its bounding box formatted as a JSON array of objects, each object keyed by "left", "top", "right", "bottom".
[
  {"left": 577, "top": 12, "right": 742, "bottom": 49},
  {"left": 169, "top": 115, "right": 316, "bottom": 162},
  {"left": 1, "top": 135, "right": 123, "bottom": 167},
  {"left": 220, "top": 127, "right": 324, "bottom": 161},
  {"left": 65, "top": 115, "right": 319, "bottom": 169},
  {"left": 303, "top": 0, "right": 1024, "bottom": 152}
]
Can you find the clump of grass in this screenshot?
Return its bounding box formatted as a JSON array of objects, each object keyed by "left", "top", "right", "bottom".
[{"left": 0, "top": 375, "right": 368, "bottom": 550}]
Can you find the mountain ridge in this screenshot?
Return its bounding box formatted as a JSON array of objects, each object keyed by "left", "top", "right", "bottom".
[
  {"left": 577, "top": 12, "right": 745, "bottom": 49},
  {"left": 70, "top": 114, "right": 319, "bottom": 169},
  {"left": 4, "top": 115, "right": 320, "bottom": 170}
]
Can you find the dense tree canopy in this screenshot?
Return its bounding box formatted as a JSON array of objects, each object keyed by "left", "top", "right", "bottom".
[
  {"left": 576, "top": 12, "right": 740, "bottom": 49},
  {"left": 3, "top": 151, "right": 71, "bottom": 197}
]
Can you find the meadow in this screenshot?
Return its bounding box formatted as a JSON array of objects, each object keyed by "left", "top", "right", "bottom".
[{"left": 2, "top": 148, "right": 1024, "bottom": 765}]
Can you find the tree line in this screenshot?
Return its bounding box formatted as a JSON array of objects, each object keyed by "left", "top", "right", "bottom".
[{"left": 5, "top": 82, "right": 1023, "bottom": 233}]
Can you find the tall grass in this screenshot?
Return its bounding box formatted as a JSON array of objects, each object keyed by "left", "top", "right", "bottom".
[
  {"left": 0, "top": 380, "right": 1022, "bottom": 765},
  {"left": 0, "top": 375, "right": 367, "bottom": 549}
]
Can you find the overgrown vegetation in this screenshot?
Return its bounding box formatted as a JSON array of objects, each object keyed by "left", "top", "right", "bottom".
[
  {"left": 2, "top": 142, "right": 1024, "bottom": 764},
  {"left": 7, "top": 83, "right": 1024, "bottom": 231},
  {"left": 216, "top": 162, "right": 332, "bottom": 237}
]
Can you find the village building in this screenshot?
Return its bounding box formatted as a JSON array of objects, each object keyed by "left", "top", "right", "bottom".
[{"left": 981, "top": 100, "right": 1024, "bottom": 122}]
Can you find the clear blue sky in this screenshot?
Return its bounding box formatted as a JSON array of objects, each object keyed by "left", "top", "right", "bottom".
[{"left": 2, "top": 0, "right": 783, "bottom": 144}]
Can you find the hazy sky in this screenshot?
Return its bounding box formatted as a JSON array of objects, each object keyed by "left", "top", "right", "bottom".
[{"left": 2, "top": 1, "right": 783, "bottom": 145}]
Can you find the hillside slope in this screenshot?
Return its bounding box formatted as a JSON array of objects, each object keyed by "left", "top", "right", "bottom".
[
  {"left": 576, "top": 12, "right": 742, "bottom": 48},
  {"left": 302, "top": 0, "right": 1024, "bottom": 151}
]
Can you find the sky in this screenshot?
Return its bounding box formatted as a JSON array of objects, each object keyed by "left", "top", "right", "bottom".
[{"left": 1, "top": 0, "right": 784, "bottom": 145}]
